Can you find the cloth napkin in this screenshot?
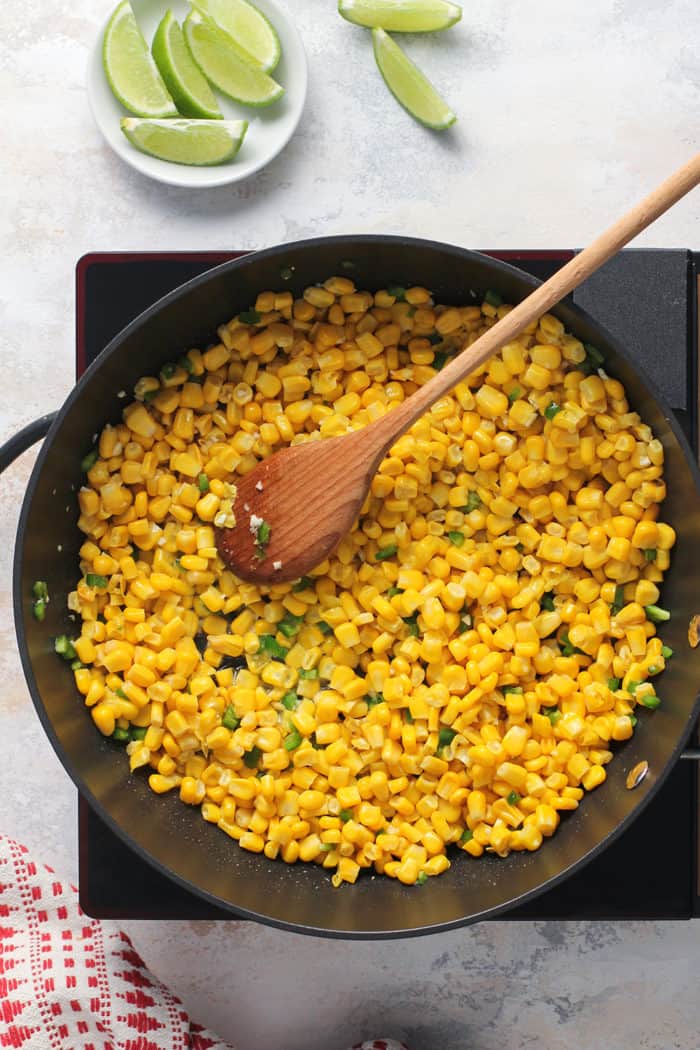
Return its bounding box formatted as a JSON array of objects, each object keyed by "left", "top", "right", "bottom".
[{"left": 0, "top": 833, "right": 408, "bottom": 1050}]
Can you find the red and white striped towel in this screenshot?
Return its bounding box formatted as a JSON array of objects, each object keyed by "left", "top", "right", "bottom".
[{"left": 0, "top": 834, "right": 408, "bottom": 1050}]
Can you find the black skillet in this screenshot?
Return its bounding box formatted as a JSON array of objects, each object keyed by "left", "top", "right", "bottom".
[{"left": 5, "top": 236, "right": 700, "bottom": 938}]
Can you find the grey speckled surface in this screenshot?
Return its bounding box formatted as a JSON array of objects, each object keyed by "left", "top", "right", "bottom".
[{"left": 2, "top": 1, "right": 700, "bottom": 1048}]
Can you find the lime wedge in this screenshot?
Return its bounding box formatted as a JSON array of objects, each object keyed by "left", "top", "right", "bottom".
[
  {"left": 121, "top": 117, "right": 248, "bottom": 165},
  {"left": 372, "top": 28, "right": 456, "bottom": 130},
  {"left": 152, "top": 10, "right": 223, "bottom": 119},
  {"left": 184, "top": 9, "right": 284, "bottom": 107},
  {"left": 194, "top": 0, "right": 281, "bottom": 73},
  {"left": 103, "top": 0, "right": 178, "bottom": 118},
  {"left": 339, "top": 0, "right": 462, "bottom": 32}
]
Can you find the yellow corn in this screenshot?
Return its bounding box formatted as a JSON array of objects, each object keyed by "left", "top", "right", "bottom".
[{"left": 67, "top": 279, "right": 674, "bottom": 889}]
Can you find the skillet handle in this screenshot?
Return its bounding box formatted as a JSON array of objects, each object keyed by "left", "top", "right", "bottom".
[
  {"left": 0, "top": 413, "right": 57, "bottom": 475},
  {"left": 680, "top": 749, "right": 700, "bottom": 760}
]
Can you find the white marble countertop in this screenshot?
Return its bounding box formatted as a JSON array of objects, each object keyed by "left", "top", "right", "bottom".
[{"left": 2, "top": 0, "right": 700, "bottom": 1047}]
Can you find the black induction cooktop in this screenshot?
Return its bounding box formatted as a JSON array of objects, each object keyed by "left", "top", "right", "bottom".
[{"left": 75, "top": 249, "right": 700, "bottom": 921}]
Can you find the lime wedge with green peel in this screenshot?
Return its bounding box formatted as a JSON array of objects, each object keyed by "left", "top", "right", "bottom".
[
  {"left": 184, "top": 10, "right": 284, "bottom": 107},
  {"left": 193, "top": 0, "right": 281, "bottom": 72},
  {"left": 372, "top": 28, "right": 456, "bottom": 130},
  {"left": 103, "top": 0, "right": 178, "bottom": 117},
  {"left": 152, "top": 10, "right": 223, "bottom": 119},
  {"left": 339, "top": 0, "right": 462, "bottom": 32},
  {"left": 121, "top": 118, "right": 248, "bottom": 165}
]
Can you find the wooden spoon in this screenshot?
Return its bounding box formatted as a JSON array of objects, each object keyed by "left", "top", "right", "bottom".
[{"left": 217, "top": 152, "right": 700, "bottom": 584}]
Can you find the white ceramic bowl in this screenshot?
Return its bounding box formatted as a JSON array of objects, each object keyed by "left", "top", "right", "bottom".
[{"left": 87, "top": 0, "right": 307, "bottom": 188}]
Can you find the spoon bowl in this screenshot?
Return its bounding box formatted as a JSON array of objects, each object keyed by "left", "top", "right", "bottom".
[{"left": 216, "top": 430, "right": 379, "bottom": 583}]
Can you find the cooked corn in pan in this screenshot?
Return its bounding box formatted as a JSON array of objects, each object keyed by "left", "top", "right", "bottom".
[{"left": 61, "top": 277, "right": 674, "bottom": 887}]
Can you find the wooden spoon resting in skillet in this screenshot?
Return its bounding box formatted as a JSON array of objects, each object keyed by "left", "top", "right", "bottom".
[{"left": 217, "top": 153, "right": 700, "bottom": 584}]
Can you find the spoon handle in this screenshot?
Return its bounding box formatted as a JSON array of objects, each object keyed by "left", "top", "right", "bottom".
[{"left": 366, "top": 151, "right": 700, "bottom": 453}]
